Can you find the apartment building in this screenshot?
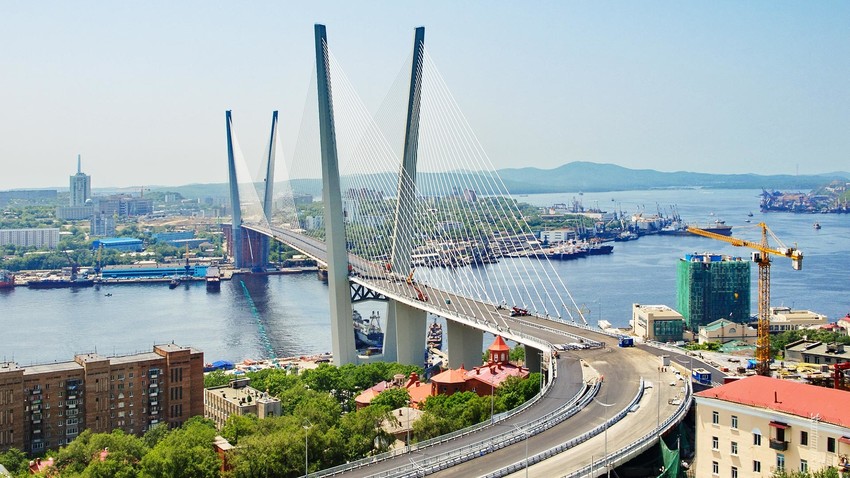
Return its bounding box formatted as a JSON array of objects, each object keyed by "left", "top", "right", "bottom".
[
  {"left": 695, "top": 376, "right": 850, "bottom": 477},
  {"left": 204, "top": 378, "right": 281, "bottom": 429},
  {"left": 0, "top": 344, "right": 203, "bottom": 453}
]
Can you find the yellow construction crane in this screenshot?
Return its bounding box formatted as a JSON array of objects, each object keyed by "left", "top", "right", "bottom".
[{"left": 687, "top": 222, "right": 803, "bottom": 376}]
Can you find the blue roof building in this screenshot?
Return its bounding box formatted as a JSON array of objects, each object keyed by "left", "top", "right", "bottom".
[{"left": 91, "top": 237, "right": 144, "bottom": 252}]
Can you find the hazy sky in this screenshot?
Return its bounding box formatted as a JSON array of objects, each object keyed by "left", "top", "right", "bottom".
[{"left": 1, "top": 2, "right": 848, "bottom": 190}]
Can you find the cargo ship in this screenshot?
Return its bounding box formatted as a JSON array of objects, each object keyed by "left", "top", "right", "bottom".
[
  {"left": 659, "top": 219, "right": 733, "bottom": 237},
  {"left": 427, "top": 319, "right": 443, "bottom": 349},
  {"left": 354, "top": 310, "right": 384, "bottom": 350},
  {"left": 27, "top": 276, "right": 95, "bottom": 289},
  {"left": 0, "top": 270, "right": 15, "bottom": 288}
]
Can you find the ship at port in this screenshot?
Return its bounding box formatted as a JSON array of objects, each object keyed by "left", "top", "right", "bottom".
[
  {"left": 427, "top": 319, "right": 443, "bottom": 349},
  {"left": 206, "top": 266, "right": 221, "bottom": 292},
  {"left": 0, "top": 269, "right": 15, "bottom": 288},
  {"left": 353, "top": 310, "right": 384, "bottom": 350},
  {"left": 27, "top": 251, "right": 95, "bottom": 288},
  {"left": 659, "top": 219, "right": 733, "bottom": 237},
  {"left": 27, "top": 275, "right": 95, "bottom": 289}
]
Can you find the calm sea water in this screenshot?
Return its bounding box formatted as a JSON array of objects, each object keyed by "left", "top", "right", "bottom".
[{"left": 1, "top": 189, "right": 847, "bottom": 365}]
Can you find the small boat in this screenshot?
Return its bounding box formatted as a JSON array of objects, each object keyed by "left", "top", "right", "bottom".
[
  {"left": 0, "top": 269, "right": 14, "bottom": 289},
  {"left": 813, "top": 222, "right": 821, "bottom": 230},
  {"left": 168, "top": 277, "right": 180, "bottom": 289},
  {"left": 747, "top": 211, "right": 754, "bottom": 217},
  {"left": 206, "top": 266, "right": 221, "bottom": 292},
  {"left": 104, "top": 293, "right": 112, "bottom": 297}
]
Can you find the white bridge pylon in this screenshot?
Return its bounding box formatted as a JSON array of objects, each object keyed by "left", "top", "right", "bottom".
[{"left": 229, "top": 24, "right": 588, "bottom": 366}]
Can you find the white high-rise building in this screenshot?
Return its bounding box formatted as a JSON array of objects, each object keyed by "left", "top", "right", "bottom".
[{"left": 69, "top": 154, "right": 91, "bottom": 207}]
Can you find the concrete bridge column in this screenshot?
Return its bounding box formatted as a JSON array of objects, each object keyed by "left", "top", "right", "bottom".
[
  {"left": 446, "top": 321, "right": 484, "bottom": 370},
  {"left": 524, "top": 345, "right": 542, "bottom": 373},
  {"left": 383, "top": 300, "right": 427, "bottom": 366}
]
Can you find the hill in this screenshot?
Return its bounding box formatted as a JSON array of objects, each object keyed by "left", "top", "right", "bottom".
[
  {"left": 144, "top": 162, "right": 849, "bottom": 198},
  {"left": 496, "top": 162, "right": 848, "bottom": 194}
]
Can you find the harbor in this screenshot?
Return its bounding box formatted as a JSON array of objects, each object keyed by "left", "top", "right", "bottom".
[{"left": 2, "top": 189, "right": 848, "bottom": 366}]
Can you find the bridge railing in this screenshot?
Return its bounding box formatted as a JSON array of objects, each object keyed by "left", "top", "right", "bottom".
[
  {"left": 311, "top": 342, "right": 562, "bottom": 478},
  {"left": 480, "top": 378, "right": 645, "bottom": 478},
  {"left": 367, "top": 378, "right": 603, "bottom": 478},
  {"left": 561, "top": 378, "right": 693, "bottom": 478}
]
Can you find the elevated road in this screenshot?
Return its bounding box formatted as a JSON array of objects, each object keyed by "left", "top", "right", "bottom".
[{"left": 242, "top": 225, "right": 689, "bottom": 477}]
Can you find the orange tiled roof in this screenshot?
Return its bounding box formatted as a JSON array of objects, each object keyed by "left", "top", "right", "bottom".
[
  {"left": 695, "top": 375, "right": 850, "bottom": 428},
  {"left": 431, "top": 366, "right": 468, "bottom": 384},
  {"left": 488, "top": 335, "right": 511, "bottom": 353}
]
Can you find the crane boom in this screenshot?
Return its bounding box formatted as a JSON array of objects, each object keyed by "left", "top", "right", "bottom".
[{"left": 687, "top": 222, "right": 803, "bottom": 376}]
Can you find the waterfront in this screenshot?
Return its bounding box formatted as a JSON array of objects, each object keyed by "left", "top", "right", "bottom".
[{"left": 1, "top": 189, "right": 847, "bottom": 366}]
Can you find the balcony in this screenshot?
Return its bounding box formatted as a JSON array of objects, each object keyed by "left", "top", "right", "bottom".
[{"left": 769, "top": 438, "right": 788, "bottom": 451}]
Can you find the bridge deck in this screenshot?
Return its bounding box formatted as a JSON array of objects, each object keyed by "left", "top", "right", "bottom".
[{"left": 243, "top": 225, "right": 688, "bottom": 477}]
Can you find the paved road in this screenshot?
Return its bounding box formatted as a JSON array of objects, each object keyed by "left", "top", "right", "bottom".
[{"left": 245, "top": 226, "right": 687, "bottom": 477}]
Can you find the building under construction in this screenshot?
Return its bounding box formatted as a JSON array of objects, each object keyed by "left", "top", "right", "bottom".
[{"left": 676, "top": 253, "right": 751, "bottom": 330}]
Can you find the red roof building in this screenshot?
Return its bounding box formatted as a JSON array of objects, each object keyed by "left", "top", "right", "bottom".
[
  {"left": 694, "top": 376, "right": 850, "bottom": 477},
  {"left": 430, "top": 366, "right": 469, "bottom": 396}
]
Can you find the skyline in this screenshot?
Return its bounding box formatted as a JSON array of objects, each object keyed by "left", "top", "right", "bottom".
[{"left": 1, "top": 2, "right": 849, "bottom": 190}]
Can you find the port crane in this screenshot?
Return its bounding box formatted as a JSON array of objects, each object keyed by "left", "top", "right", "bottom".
[{"left": 687, "top": 222, "right": 803, "bottom": 376}]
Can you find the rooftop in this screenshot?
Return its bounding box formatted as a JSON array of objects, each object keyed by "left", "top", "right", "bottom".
[
  {"left": 111, "top": 352, "right": 162, "bottom": 365},
  {"left": 695, "top": 375, "right": 850, "bottom": 428},
  {"left": 431, "top": 366, "right": 468, "bottom": 384},
  {"left": 24, "top": 361, "right": 83, "bottom": 375}
]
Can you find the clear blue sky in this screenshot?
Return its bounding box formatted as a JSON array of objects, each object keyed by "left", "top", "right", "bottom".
[{"left": 1, "top": 1, "right": 848, "bottom": 190}]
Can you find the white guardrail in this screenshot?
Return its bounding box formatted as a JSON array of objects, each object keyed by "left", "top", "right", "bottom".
[
  {"left": 312, "top": 339, "right": 559, "bottom": 478},
  {"left": 560, "top": 378, "right": 694, "bottom": 478}
]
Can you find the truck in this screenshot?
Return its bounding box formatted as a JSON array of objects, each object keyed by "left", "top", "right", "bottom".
[
  {"left": 618, "top": 336, "right": 635, "bottom": 347},
  {"left": 692, "top": 368, "right": 712, "bottom": 386}
]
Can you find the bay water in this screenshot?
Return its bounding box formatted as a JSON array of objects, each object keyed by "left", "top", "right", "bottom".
[{"left": 1, "top": 189, "right": 846, "bottom": 365}]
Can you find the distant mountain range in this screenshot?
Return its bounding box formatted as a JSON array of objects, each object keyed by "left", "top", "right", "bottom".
[
  {"left": 140, "top": 162, "right": 849, "bottom": 198},
  {"left": 496, "top": 162, "right": 849, "bottom": 195}
]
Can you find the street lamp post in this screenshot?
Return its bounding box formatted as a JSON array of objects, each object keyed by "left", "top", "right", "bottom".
[
  {"left": 303, "top": 419, "right": 312, "bottom": 477},
  {"left": 539, "top": 352, "right": 544, "bottom": 396},
  {"left": 514, "top": 424, "right": 529, "bottom": 478},
  {"left": 594, "top": 398, "right": 615, "bottom": 478},
  {"left": 490, "top": 381, "right": 495, "bottom": 424}
]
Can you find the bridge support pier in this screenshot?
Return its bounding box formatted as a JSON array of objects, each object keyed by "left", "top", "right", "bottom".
[
  {"left": 383, "top": 300, "right": 427, "bottom": 365},
  {"left": 446, "top": 321, "right": 484, "bottom": 370},
  {"left": 524, "top": 345, "right": 542, "bottom": 373}
]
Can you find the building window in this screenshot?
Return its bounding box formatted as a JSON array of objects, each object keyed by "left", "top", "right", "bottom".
[
  {"left": 731, "top": 441, "right": 738, "bottom": 455},
  {"left": 712, "top": 411, "right": 719, "bottom": 424},
  {"left": 731, "top": 466, "right": 738, "bottom": 478},
  {"left": 827, "top": 437, "right": 836, "bottom": 453},
  {"left": 754, "top": 432, "right": 762, "bottom": 446},
  {"left": 712, "top": 461, "right": 719, "bottom": 475},
  {"left": 800, "top": 459, "right": 808, "bottom": 473},
  {"left": 712, "top": 436, "right": 719, "bottom": 450},
  {"left": 753, "top": 460, "right": 761, "bottom": 472},
  {"left": 801, "top": 431, "right": 808, "bottom": 446},
  {"left": 777, "top": 454, "right": 785, "bottom": 471},
  {"left": 731, "top": 415, "right": 738, "bottom": 429}
]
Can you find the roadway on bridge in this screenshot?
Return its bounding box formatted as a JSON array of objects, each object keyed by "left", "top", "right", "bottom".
[
  {"left": 249, "top": 226, "right": 687, "bottom": 477},
  {"left": 340, "top": 332, "right": 683, "bottom": 478}
]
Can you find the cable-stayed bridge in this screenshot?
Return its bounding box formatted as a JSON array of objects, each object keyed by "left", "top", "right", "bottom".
[{"left": 222, "top": 24, "right": 692, "bottom": 477}]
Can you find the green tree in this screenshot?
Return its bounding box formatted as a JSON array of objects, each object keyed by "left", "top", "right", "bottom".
[
  {"left": 222, "top": 414, "right": 259, "bottom": 445},
  {"left": 203, "top": 370, "right": 231, "bottom": 388},
  {"left": 772, "top": 467, "right": 840, "bottom": 478},
  {"left": 370, "top": 387, "right": 410, "bottom": 410},
  {"left": 0, "top": 448, "right": 28, "bottom": 475},
  {"left": 140, "top": 417, "right": 219, "bottom": 478}
]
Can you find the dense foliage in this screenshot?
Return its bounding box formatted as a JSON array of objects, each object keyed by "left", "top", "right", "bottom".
[{"left": 2, "top": 361, "right": 540, "bottom": 477}]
